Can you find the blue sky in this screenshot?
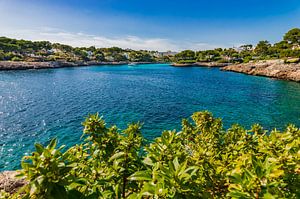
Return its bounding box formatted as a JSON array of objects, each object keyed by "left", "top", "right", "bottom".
[{"left": 0, "top": 0, "right": 300, "bottom": 51}]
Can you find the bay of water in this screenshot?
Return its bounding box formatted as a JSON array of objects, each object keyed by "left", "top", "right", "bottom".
[{"left": 1, "top": 64, "right": 300, "bottom": 170}]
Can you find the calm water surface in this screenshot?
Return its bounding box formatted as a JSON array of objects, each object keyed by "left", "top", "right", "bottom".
[{"left": 1, "top": 64, "right": 300, "bottom": 170}]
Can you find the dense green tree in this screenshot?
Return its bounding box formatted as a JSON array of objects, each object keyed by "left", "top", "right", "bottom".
[
  {"left": 221, "top": 48, "right": 237, "bottom": 57},
  {"left": 94, "top": 52, "right": 105, "bottom": 61},
  {"left": 0, "top": 42, "right": 20, "bottom": 52},
  {"left": 284, "top": 28, "right": 300, "bottom": 45},
  {"left": 175, "top": 50, "right": 195, "bottom": 62},
  {"left": 53, "top": 43, "right": 73, "bottom": 53},
  {"left": 274, "top": 41, "right": 290, "bottom": 50},
  {"left": 4, "top": 52, "right": 15, "bottom": 60},
  {"left": 0, "top": 50, "right": 4, "bottom": 60},
  {"left": 86, "top": 46, "right": 96, "bottom": 52},
  {"left": 240, "top": 44, "right": 253, "bottom": 51},
  {"left": 113, "top": 53, "right": 128, "bottom": 62},
  {"left": 129, "top": 51, "right": 154, "bottom": 62},
  {"left": 73, "top": 48, "right": 89, "bottom": 61},
  {"left": 101, "top": 47, "right": 123, "bottom": 54},
  {"left": 237, "top": 45, "right": 253, "bottom": 62},
  {"left": 255, "top": 40, "right": 272, "bottom": 57}
]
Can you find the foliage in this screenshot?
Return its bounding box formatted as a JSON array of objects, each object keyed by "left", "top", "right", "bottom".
[
  {"left": 129, "top": 51, "right": 154, "bottom": 62},
  {"left": 284, "top": 28, "right": 300, "bottom": 45},
  {"left": 255, "top": 41, "right": 272, "bottom": 57},
  {"left": 4, "top": 111, "right": 299, "bottom": 198},
  {"left": 173, "top": 28, "right": 300, "bottom": 64},
  {"left": 0, "top": 37, "right": 158, "bottom": 63},
  {"left": 284, "top": 58, "right": 300, "bottom": 64},
  {"left": 177, "top": 59, "right": 196, "bottom": 64},
  {"left": 175, "top": 50, "right": 195, "bottom": 61},
  {"left": 0, "top": 190, "right": 11, "bottom": 199},
  {"left": 2, "top": 28, "right": 300, "bottom": 64},
  {"left": 11, "top": 56, "right": 23, "bottom": 61},
  {"left": 0, "top": 50, "right": 4, "bottom": 61}
]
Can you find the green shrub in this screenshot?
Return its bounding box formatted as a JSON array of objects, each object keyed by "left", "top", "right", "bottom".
[
  {"left": 11, "top": 56, "right": 23, "bottom": 61},
  {"left": 0, "top": 190, "right": 11, "bottom": 198},
  {"left": 243, "top": 56, "right": 252, "bottom": 63},
  {"left": 3, "top": 52, "right": 15, "bottom": 60},
  {"left": 284, "top": 58, "right": 300, "bottom": 64},
  {"left": 7, "top": 111, "right": 300, "bottom": 198},
  {"left": 0, "top": 50, "right": 5, "bottom": 61},
  {"left": 216, "top": 59, "right": 229, "bottom": 63},
  {"left": 177, "top": 59, "right": 196, "bottom": 64}
]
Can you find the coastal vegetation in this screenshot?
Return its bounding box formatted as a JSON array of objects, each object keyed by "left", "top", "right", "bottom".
[
  {"left": 174, "top": 28, "right": 300, "bottom": 64},
  {"left": 1, "top": 111, "right": 299, "bottom": 198},
  {"left": 1, "top": 28, "right": 300, "bottom": 66},
  {"left": 0, "top": 37, "right": 173, "bottom": 63}
]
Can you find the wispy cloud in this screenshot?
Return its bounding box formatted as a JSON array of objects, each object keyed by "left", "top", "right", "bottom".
[{"left": 1, "top": 27, "right": 225, "bottom": 51}]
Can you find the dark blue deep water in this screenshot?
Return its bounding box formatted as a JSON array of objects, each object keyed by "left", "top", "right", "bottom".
[{"left": 1, "top": 64, "right": 300, "bottom": 170}]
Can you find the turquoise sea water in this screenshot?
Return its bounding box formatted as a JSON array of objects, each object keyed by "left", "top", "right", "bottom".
[{"left": 1, "top": 64, "right": 300, "bottom": 170}]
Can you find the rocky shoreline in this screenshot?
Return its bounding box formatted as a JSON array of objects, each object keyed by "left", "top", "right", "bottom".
[
  {"left": 1, "top": 60, "right": 300, "bottom": 82},
  {"left": 221, "top": 59, "right": 300, "bottom": 82},
  {"left": 0, "top": 61, "right": 158, "bottom": 70},
  {"left": 0, "top": 171, "right": 27, "bottom": 194}
]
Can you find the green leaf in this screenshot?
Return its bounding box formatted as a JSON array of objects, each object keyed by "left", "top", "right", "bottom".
[
  {"left": 34, "top": 143, "right": 44, "bottom": 154},
  {"left": 109, "top": 152, "right": 125, "bottom": 162},
  {"left": 50, "top": 184, "right": 68, "bottom": 199},
  {"left": 140, "top": 182, "right": 156, "bottom": 196},
  {"left": 128, "top": 170, "right": 152, "bottom": 181},
  {"left": 36, "top": 176, "right": 44, "bottom": 185},
  {"left": 67, "top": 189, "right": 85, "bottom": 199},
  {"left": 227, "top": 191, "right": 251, "bottom": 199},
  {"left": 21, "top": 161, "right": 33, "bottom": 170},
  {"left": 173, "top": 157, "right": 180, "bottom": 171},
  {"left": 143, "top": 157, "right": 154, "bottom": 166},
  {"left": 127, "top": 193, "right": 141, "bottom": 199},
  {"left": 29, "top": 182, "right": 38, "bottom": 196},
  {"left": 263, "top": 192, "right": 276, "bottom": 199},
  {"left": 48, "top": 138, "right": 57, "bottom": 150}
]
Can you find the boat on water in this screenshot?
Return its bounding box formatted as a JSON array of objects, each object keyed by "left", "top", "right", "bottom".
[{"left": 128, "top": 63, "right": 138, "bottom": 66}]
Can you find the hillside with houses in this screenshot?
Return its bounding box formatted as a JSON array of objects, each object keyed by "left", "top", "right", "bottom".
[
  {"left": 173, "top": 28, "right": 300, "bottom": 65},
  {"left": 0, "top": 37, "right": 176, "bottom": 64}
]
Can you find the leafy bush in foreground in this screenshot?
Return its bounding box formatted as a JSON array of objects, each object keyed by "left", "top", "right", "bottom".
[{"left": 2, "top": 111, "right": 300, "bottom": 198}]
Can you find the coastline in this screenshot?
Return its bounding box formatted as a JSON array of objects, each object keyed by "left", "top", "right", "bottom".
[
  {"left": 1, "top": 60, "right": 300, "bottom": 82},
  {"left": 0, "top": 61, "right": 160, "bottom": 71},
  {"left": 221, "top": 59, "right": 300, "bottom": 82}
]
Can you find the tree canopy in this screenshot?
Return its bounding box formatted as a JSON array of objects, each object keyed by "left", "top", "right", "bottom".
[{"left": 284, "top": 28, "right": 300, "bottom": 45}]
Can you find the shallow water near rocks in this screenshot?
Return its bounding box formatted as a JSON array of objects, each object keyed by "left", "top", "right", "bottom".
[{"left": 1, "top": 64, "right": 300, "bottom": 170}]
